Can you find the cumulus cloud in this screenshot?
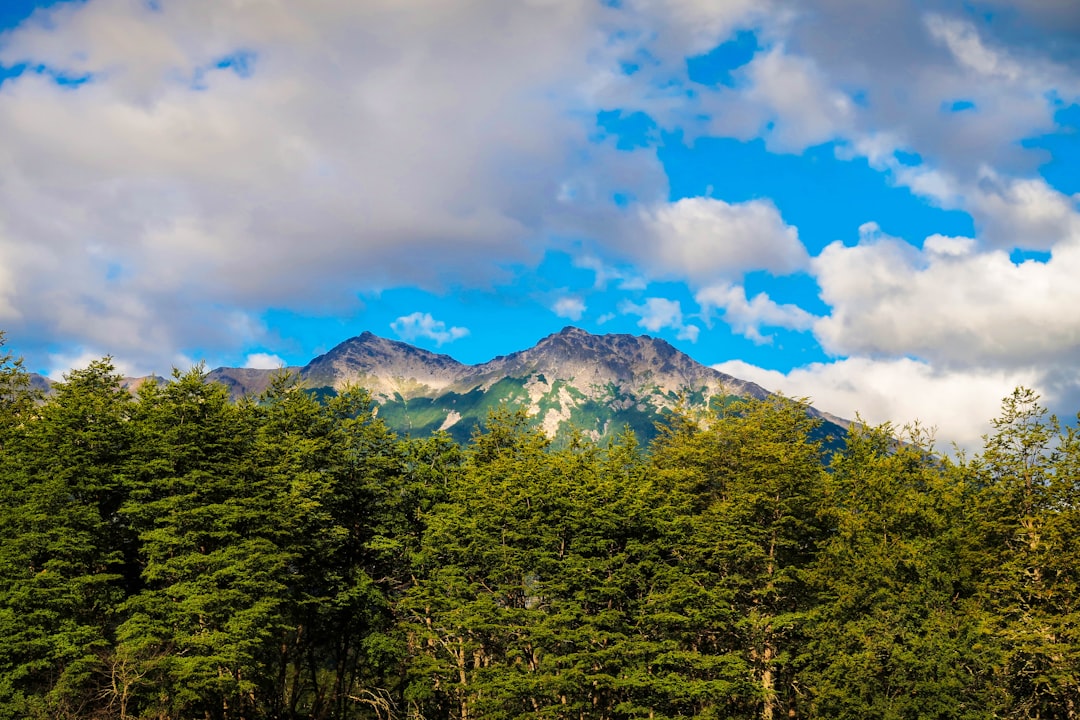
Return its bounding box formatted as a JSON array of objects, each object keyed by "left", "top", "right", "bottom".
[
  {"left": 583, "top": 0, "right": 769, "bottom": 119},
  {"left": 677, "top": 2, "right": 1080, "bottom": 241},
  {"left": 0, "top": 0, "right": 670, "bottom": 368},
  {"left": 552, "top": 296, "right": 586, "bottom": 321},
  {"left": 696, "top": 282, "right": 815, "bottom": 344},
  {"left": 924, "top": 12, "right": 1025, "bottom": 83},
  {"left": 852, "top": 149, "right": 1080, "bottom": 253},
  {"left": 45, "top": 348, "right": 144, "bottom": 381},
  {"left": 619, "top": 297, "right": 700, "bottom": 342},
  {"left": 714, "top": 356, "right": 1038, "bottom": 452},
  {"left": 625, "top": 0, "right": 769, "bottom": 58},
  {"left": 390, "top": 312, "right": 469, "bottom": 346},
  {"left": 707, "top": 46, "right": 856, "bottom": 151},
  {"left": 967, "top": 170, "right": 1080, "bottom": 250},
  {"left": 3, "top": 0, "right": 1079, "bottom": 449},
  {"left": 811, "top": 222, "right": 1080, "bottom": 367},
  {"left": 810, "top": 4, "right": 1075, "bottom": 174},
  {"left": 633, "top": 197, "right": 808, "bottom": 283},
  {"left": 244, "top": 353, "right": 286, "bottom": 369}
]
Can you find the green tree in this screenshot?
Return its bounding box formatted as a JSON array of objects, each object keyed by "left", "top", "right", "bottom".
[
  {"left": 402, "top": 408, "right": 551, "bottom": 719},
  {"left": 0, "top": 359, "right": 134, "bottom": 720},
  {"left": 645, "top": 395, "right": 827, "bottom": 720},
  {"left": 251, "top": 378, "right": 412, "bottom": 720},
  {"left": 403, "top": 412, "right": 664, "bottom": 719},
  {"left": 117, "top": 367, "right": 284, "bottom": 720},
  {"left": 804, "top": 421, "right": 996, "bottom": 719},
  {"left": 972, "top": 388, "right": 1080, "bottom": 717}
]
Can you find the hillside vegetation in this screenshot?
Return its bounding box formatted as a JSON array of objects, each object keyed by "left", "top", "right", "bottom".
[{"left": 2, "top": 345, "right": 1078, "bottom": 720}]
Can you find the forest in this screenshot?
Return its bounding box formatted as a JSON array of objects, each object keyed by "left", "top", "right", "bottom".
[{"left": 1, "top": 342, "right": 1079, "bottom": 720}]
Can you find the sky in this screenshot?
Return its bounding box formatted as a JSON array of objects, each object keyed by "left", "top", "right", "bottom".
[{"left": 0, "top": 0, "right": 1079, "bottom": 449}]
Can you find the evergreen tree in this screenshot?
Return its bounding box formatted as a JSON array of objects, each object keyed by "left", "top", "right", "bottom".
[
  {"left": 403, "top": 412, "right": 663, "bottom": 719},
  {"left": 251, "top": 378, "right": 411, "bottom": 720},
  {"left": 804, "top": 421, "right": 996, "bottom": 719},
  {"left": 645, "top": 395, "right": 827, "bottom": 719},
  {"left": 0, "top": 359, "right": 133, "bottom": 720},
  {"left": 972, "top": 388, "right": 1080, "bottom": 717},
  {"left": 117, "top": 367, "right": 283, "bottom": 720}
]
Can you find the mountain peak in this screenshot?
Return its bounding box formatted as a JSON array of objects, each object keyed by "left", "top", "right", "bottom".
[
  {"left": 473, "top": 326, "right": 705, "bottom": 391},
  {"left": 555, "top": 325, "right": 590, "bottom": 337},
  {"left": 301, "top": 331, "right": 469, "bottom": 393}
]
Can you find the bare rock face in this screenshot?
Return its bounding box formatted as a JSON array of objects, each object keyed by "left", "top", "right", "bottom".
[
  {"left": 297, "top": 326, "right": 770, "bottom": 403},
  {"left": 470, "top": 326, "right": 770, "bottom": 399},
  {"left": 301, "top": 331, "right": 471, "bottom": 400},
  {"left": 28, "top": 372, "right": 53, "bottom": 394}
]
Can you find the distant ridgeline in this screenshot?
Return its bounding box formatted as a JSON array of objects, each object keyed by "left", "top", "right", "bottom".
[
  {"left": 214, "top": 326, "right": 851, "bottom": 446},
  {"left": 32, "top": 327, "right": 850, "bottom": 446}
]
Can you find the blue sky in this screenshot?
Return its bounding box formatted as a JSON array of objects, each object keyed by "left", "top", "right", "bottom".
[{"left": 0, "top": 0, "right": 1078, "bottom": 447}]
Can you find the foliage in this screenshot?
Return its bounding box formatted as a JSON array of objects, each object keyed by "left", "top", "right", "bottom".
[{"left": 1, "top": 334, "right": 1078, "bottom": 720}]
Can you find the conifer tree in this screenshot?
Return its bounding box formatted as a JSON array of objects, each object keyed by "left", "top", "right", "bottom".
[
  {"left": 645, "top": 395, "right": 827, "bottom": 720},
  {"left": 804, "top": 421, "right": 996, "bottom": 719},
  {"left": 117, "top": 367, "right": 283, "bottom": 720},
  {"left": 0, "top": 359, "right": 133, "bottom": 719},
  {"left": 251, "top": 379, "right": 410, "bottom": 720},
  {"left": 972, "top": 388, "right": 1080, "bottom": 717}
]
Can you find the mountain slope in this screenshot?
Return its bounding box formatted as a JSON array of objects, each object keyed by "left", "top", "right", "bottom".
[
  {"left": 302, "top": 331, "right": 470, "bottom": 398},
  {"left": 298, "top": 327, "right": 848, "bottom": 445},
  {"left": 27, "top": 328, "right": 849, "bottom": 446}
]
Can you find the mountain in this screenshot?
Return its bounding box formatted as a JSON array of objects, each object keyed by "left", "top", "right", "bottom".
[
  {"left": 29, "top": 372, "right": 52, "bottom": 394},
  {"left": 301, "top": 331, "right": 470, "bottom": 397},
  {"left": 24, "top": 328, "right": 850, "bottom": 445},
  {"left": 292, "top": 327, "right": 848, "bottom": 445},
  {"left": 206, "top": 367, "right": 302, "bottom": 398}
]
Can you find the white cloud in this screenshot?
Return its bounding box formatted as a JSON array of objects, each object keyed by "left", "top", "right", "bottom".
[
  {"left": 0, "top": 0, "right": 670, "bottom": 368},
  {"left": 924, "top": 13, "right": 1024, "bottom": 83},
  {"left": 679, "top": 324, "right": 701, "bottom": 343},
  {"left": 634, "top": 197, "right": 808, "bottom": 283},
  {"left": 552, "top": 296, "right": 586, "bottom": 321},
  {"left": 707, "top": 46, "right": 855, "bottom": 151},
  {"left": 46, "top": 348, "right": 141, "bottom": 381},
  {"left": 685, "top": 4, "right": 1080, "bottom": 245},
  {"left": 714, "top": 356, "right": 1038, "bottom": 452},
  {"left": 4, "top": 0, "right": 1080, "bottom": 386},
  {"left": 696, "top": 282, "right": 815, "bottom": 344},
  {"left": 859, "top": 154, "right": 1080, "bottom": 253},
  {"left": 811, "top": 225, "right": 1080, "bottom": 367},
  {"left": 627, "top": 0, "right": 769, "bottom": 56},
  {"left": 390, "top": 312, "right": 469, "bottom": 346},
  {"left": 244, "top": 352, "right": 286, "bottom": 369},
  {"left": 967, "top": 169, "right": 1080, "bottom": 251},
  {"left": 619, "top": 297, "right": 700, "bottom": 342}
]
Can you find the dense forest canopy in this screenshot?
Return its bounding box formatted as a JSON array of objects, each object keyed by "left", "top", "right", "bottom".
[{"left": 1, "top": 339, "right": 1079, "bottom": 720}]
